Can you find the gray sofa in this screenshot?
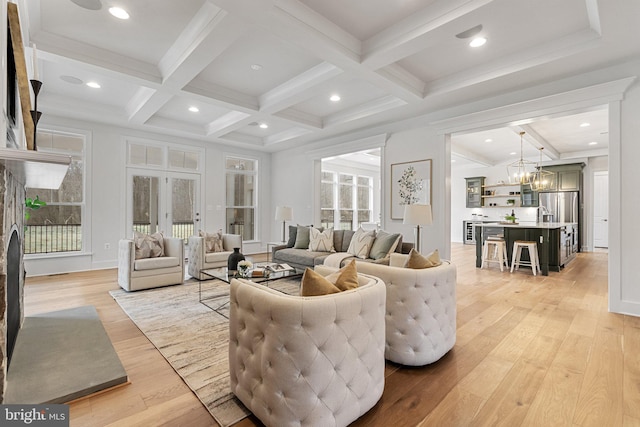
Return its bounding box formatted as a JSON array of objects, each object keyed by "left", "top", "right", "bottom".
[{"left": 272, "top": 228, "right": 413, "bottom": 270}]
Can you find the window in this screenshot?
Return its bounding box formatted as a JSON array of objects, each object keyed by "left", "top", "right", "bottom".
[
  {"left": 321, "top": 170, "right": 373, "bottom": 230},
  {"left": 25, "top": 130, "right": 85, "bottom": 254},
  {"left": 225, "top": 156, "right": 257, "bottom": 241}
]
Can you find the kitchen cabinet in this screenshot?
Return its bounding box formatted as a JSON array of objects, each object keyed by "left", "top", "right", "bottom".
[
  {"left": 520, "top": 183, "right": 539, "bottom": 207},
  {"left": 465, "top": 177, "right": 485, "bottom": 208},
  {"left": 539, "top": 163, "right": 584, "bottom": 191}
]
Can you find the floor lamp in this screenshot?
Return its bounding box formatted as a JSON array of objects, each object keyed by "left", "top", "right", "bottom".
[
  {"left": 403, "top": 204, "right": 432, "bottom": 253},
  {"left": 275, "top": 206, "right": 293, "bottom": 243}
]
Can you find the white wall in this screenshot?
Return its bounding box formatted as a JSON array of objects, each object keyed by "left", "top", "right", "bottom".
[{"left": 25, "top": 114, "right": 272, "bottom": 275}]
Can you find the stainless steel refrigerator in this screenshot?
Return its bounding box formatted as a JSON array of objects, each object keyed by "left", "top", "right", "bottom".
[
  {"left": 539, "top": 191, "right": 580, "bottom": 249},
  {"left": 539, "top": 191, "right": 579, "bottom": 223}
]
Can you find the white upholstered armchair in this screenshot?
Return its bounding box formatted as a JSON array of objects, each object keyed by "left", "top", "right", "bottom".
[
  {"left": 187, "top": 233, "right": 242, "bottom": 280},
  {"left": 317, "top": 253, "right": 457, "bottom": 366},
  {"left": 118, "top": 236, "right": 184, "bottom": 291},
  {"left": 229, "top": 273, "right": 386, "bottom": 427}
]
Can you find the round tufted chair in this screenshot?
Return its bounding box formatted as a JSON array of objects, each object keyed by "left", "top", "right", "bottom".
[
  {"left": 229, "top": 273, "right": 386, "bottom": 427},
  {"left": 318, "top": 253, "right": 456, "bottom": 366}
]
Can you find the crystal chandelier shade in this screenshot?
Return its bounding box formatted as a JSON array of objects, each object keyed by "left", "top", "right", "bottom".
[{"left": 506, "top": 131, "right": 536, "bottom": 185}]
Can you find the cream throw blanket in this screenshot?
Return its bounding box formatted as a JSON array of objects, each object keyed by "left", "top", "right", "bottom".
[{"left": 323, "top": 252, "right": 355, "bottom": 268}]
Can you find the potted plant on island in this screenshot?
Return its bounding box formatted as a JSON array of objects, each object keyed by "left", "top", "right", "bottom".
[
  {"left": 504, "top": 212, "right": 517, "bottom": 224},
  {"left": 506, "top": 199, "right": 516, "bottom": 206}
]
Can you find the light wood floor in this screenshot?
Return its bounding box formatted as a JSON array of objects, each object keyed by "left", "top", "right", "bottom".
[{"left": 22, "top": 244, "right": 639, "bottom": 426}]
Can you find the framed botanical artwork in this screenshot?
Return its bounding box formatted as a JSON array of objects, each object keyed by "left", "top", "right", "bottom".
[{"left": 391, "top": 159, "right": 432, "bottom": 220}]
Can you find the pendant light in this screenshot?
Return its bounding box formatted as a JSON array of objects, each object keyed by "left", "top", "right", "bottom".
[
  {"left": 531, "top": 147, "right": 554, "bottom": 191},
  {"left": 506, "top": 131, "right": 536, "bottom": 185}
]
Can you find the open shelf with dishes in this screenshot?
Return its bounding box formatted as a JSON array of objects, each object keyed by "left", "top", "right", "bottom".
[{"left": 481, "top": 183, "right": 521, "bottom": 207}]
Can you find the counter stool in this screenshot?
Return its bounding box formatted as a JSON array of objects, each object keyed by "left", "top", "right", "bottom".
[
  {"left": 481, "top": 238, "right": 509, "bottom": 272},
  {"left": 510, "top": 240, "right": 540, "bottom": 276}
]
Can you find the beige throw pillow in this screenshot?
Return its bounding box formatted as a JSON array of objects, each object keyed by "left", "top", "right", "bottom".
[
  {"left": 324, "top": 259, "right": 359, "bottom": 291},
  {"left": 133, "top": 231, "right": 165, "bottom": 260},
  {"left": 308, "top": 227, "right": 335, "bottom": 252},
  {"left": 403, "top": 248, "right": 442, "bottom": 269},
  {"left": 199, "top": 229, "right": 224, "bottom": 253},
  {"left": 347, "top": 227, "right": 376, "bottom": 259},
  {"left": 300, "top": 260, "right": 360, "bottom": 296},
  {"left": 300, "top": 268, "right": 341, "bottom": 296}
]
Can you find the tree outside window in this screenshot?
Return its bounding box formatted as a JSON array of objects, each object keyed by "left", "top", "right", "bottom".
[{"left": 25, "top": 130, "right": 85, "bottom": 254}]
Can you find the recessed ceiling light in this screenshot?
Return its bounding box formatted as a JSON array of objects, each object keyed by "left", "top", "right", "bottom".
[
  {"left": 469, "top": 37, "right": 487, "bottom": 47},
  {"left": 259, "top": 123, "right": 268, "bottom": 129},
  {"left": 510, "top": 152, "right": 517, "bottom": 155},
  {"left": 580, "top": 122, "right": 590, "bottom": 127},
  {"left": 188, "top": 106, "right": 199, "bottom": 113},
  {"left": 109, "top": 6, "right": 129, "bottom": 19},
  {"left": 250, "top": 64, "right": 263, "bottom": 71},
  {"left": 451, "top": 159, "right": 457, "bottom": 163},
  {"left": 60, "top": 75, "right": 83, "bottom": 85},
  {"left": 330, "top": 94, "right": 341, "bottom": 102},
  {"left": 485, "top": 138, "right": 492, "bottom": 143},
  {"left": 589, "top": 141, "right": 598, "bottom": 145},
  {"left": 86, "top": 81, "right": 101, "bottom": 89}
]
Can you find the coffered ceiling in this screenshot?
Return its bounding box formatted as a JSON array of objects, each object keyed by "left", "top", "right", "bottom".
[{"left": 20, "top": 0, "right": 640, "bottom": 157}]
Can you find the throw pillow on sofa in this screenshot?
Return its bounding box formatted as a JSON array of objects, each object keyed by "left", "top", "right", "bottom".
[
  {"left": 133, "top": 231, "right": 164, "bottom": 259},
  {"left": 294, "top": 225, "right": 312, "bottom": 249},
  {"left": 347, "top": 227, "right": 376, "bottom": 259},
  {"left": 199, "top": 229, "right": 224, "bottom": 252},
  {"left": 404, "top": 248, "right": 442, "bottom": 269},
  {"left": 308, "top": 227, "right": 335, "bottom": 252},
  {"left": 369, "top": 230, "right": 402, "bottom": 260}
]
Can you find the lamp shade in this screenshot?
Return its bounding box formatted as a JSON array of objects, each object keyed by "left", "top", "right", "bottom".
[
  {"left": 275, "top": 206, "right": 293, "bottom": 221},
  {"left": 403, "top": 204, "right": 432, "bottom": 226}
]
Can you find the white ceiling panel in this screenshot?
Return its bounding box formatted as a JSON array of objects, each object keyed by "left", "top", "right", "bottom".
[
  {"left": 40, "top": 0, "right": 206, "bottom": 65},
  {"left": 298, "top": 0, "right": 438, "bottom": 40},
  {"left": 398, "top": 0, "right": 591, "bottom": 83},
  {"left": 152, "top": 96, "right": 233, "bottom": 126},
  {"left": 194, "top": 30, "right": 322, "bottom": 97}
]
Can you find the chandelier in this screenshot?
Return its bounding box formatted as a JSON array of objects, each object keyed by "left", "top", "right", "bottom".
[
  {"left": 531, "top": 147, "right": 554, "bottom": 191},
  {"left": 506, "top": 131, "right": 536, "bottom": 185}
]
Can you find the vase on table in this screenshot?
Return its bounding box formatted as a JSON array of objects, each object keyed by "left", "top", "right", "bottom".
[{"left": 227, "top": 247, "right": 245, "bottom": 272}]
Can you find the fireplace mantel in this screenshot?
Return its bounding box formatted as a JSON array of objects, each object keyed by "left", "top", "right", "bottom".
[{"left": 0, "top": 148, "right": 71, "bottom": 189}]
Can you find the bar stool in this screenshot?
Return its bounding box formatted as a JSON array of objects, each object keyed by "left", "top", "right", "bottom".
[
  {"left": 510, "top": 240, "right": 540, "bottom": 276},
  {"left": 481, "top": 237, "right": 509, "bottom": 271}
]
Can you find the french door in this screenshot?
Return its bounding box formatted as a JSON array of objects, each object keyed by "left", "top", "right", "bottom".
[{"left": 126, "top": 169, "right": 201, "bottom": 242}]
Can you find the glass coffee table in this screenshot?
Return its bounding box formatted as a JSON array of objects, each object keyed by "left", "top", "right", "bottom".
[{"left": 199, "top": 264, "right": 303, "bottom": 317}]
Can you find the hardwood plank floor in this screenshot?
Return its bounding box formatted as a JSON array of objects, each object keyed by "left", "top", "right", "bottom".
[{"left": 21, "top": 244, "right": 640, "bottom": 426}]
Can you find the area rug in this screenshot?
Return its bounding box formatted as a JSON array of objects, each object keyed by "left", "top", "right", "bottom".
[{"left": 110, "top": 279, "right": 300, "bottom": 427}]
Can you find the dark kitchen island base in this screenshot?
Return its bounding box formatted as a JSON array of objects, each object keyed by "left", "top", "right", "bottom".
[{"left": 475, "top": 222, "right": 578, "bottom": 276}]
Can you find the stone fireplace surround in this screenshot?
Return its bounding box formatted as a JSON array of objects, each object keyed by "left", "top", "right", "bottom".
[{"left": 0, "top": 163, "right": 25, "bottom": 402}]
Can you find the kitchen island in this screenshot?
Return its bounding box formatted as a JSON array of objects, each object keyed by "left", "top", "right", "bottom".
[{"left": 475, "top": 222, "right": 578, "bottom": 276}]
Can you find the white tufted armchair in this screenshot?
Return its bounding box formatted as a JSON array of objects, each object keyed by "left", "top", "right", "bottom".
[
  {"left": 187, "top": 233, "right": 242, "bottom": 280},
  {"left": 229, "top": 273, "right": 386, "bottom": 427},
  {"left": 317, "top": 253, "right": 456, "bottom": 366}
]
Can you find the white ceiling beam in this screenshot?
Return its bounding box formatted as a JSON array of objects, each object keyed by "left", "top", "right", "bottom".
[
  {"left": 560, "top": 148, "right": 608, "bottom": 160},
  {"left": 259, "top": 62, "right": 343, "bottom": 113},
  {"left": 323, "top": 96, "right": 407, "bottom": 128},
  {"left": 264, "top": 127, "right": 313, "bottom": 145},
  {"left": 425, "top": 28, "right": 601, "bottom": 96},
  {"left": 450, "top": 145, "right": 495, "bottom": 167},
  {"left": 206, "top": 112, "right": 253, "bottom": 137},
  {"left": 361, "top": 0, "right": 496, "bottom": 69},
  {"left": 515, "top": 124, "right": 561, "bottom": 160},
  {"left": 128, "top": 6, "right": 248, "bottom": 125}
]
